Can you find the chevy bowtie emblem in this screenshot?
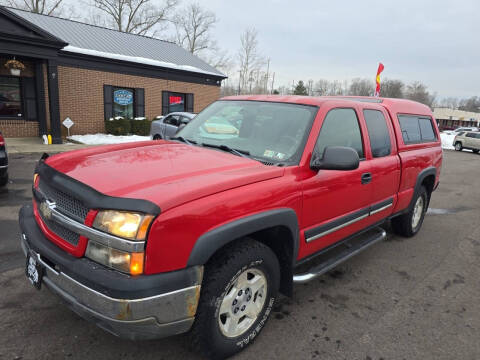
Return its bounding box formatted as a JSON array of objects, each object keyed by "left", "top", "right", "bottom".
[{"left": 39, "top": 200, "right": 56, "bottom": 220}]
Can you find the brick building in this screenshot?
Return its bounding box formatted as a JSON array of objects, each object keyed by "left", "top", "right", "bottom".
[{"left": 0, "top": 7, "right": 226, "bottom": 143}]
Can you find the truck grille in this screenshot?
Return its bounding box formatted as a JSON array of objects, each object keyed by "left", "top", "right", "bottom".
[
  {"left": 38, "top": 179, "right": 89, "bottom": 222},
  {"left": 37, "top": 203, "right": 80, "bottom": 246}
]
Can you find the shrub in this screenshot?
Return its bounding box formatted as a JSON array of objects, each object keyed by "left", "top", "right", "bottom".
[
  {"left": 130, "top": 117, "right": 151, "bottom": 136},
  {"left": 105, "top": 117, "right": 131, "bottom": 135}
]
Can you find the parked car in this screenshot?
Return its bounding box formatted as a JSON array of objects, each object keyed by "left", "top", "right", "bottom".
[
  {"left": 0, "top": 131, "right": 8, "bottom": 187},
  {"left": 453, "top": 131, "right": 480, "bottom": 153},
  {"left": 453, "top": 126, "right": 478, "bottom": 133},
  {"left": 19, "top": 96, "right": 442, "bottom": 359},
  {"left": 150, "top": 112, "right": 196, "bottom": 140}
]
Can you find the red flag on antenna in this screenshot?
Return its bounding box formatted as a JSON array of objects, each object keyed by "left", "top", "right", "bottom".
[{"left": 374, "top": 63, "right": 384, "bottom": 97}]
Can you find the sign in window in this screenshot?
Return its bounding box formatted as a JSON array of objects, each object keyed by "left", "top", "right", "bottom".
[{"left": 113, "top": 88, "right": 134, "bottom": 118}]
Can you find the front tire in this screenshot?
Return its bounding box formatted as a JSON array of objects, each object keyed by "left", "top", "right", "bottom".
[
  {"left": 153, "top": 134, "right": 162, "bottom": 140},
  {"left": 454, "top": 142, "right": 463, "bottom": 151},
  {"left": 191, "top": 239, "right": 280, "bottom": 359},
  {"left": 473, "top": 149, "right": 479, "bottom": 154},
  {"left": 391, "top": 186, "right": 428, "bottom": 237}
]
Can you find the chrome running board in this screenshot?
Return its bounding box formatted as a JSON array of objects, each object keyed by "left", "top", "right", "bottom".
[{"left": 293, "top": 227, "right": 386, "bottom": 284}]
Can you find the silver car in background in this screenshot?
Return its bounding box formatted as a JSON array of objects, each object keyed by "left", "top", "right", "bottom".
[{"left": 150, "top": 112, "right": 196, "bottom": 140}]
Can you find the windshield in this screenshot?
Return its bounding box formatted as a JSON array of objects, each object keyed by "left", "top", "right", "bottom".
[{"left": 177, "top": 100, "right": 318, "bottom": 165}]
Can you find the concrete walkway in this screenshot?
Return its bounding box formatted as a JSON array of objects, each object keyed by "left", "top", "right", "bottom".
[{"left": 5, "top": 137, "right": 91, "bottom": 154}]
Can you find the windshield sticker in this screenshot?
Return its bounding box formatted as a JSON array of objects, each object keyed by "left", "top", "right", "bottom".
[
  {"left": 264, "top": 150, "right": 286, "bottom": 160},
  {"left": 264, "top": 150, "right": 275, "bottom": 158}
]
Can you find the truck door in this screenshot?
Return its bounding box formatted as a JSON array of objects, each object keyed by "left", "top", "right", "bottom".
[
  {"left": 301, "top": 106, "right": 373, "bottom": 256},
  {"left": 361, "top": 107, "right": 400, "bottom": 221}
]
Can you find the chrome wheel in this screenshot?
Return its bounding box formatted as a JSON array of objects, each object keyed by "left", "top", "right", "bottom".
[
  {"left": 411, "top": 196, "right": 425, "bottom": 229},
  {"left": 218, "top": 268, "right": 267, "bottom": 338}
]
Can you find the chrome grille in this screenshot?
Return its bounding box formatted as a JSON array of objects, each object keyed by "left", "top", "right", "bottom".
[
  {"left": 36, "top": 198, "right": 80, "bottom": 246},
  {"left": 38, "top": 179, "right": 89, "bottom": 222}
]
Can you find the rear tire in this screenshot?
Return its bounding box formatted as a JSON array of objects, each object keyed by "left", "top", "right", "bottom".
[
  {"left": 190, "top": 239, "right": 280, "bottom": 359},
  {"left": 391, "top": 186, "right": 428, "bottom": 237},
  {"left": 454, "top": 142, "right": 463, "bottom": 151},
  {"left": 473, "top": 149, "right": 479, "bottom": 154},
  {"left": 0, "top": 172, "right": 8, "bottom": 187}
]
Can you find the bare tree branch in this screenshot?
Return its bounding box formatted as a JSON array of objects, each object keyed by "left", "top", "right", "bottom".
[
  {"left": 91, "top": 0, "right": 178, "bottom": 36},
  {"left": 237, "top": 28, "right": 265, "bottom": 93},
  {"left": 173, "top": 2, "right": 216, "bottom": 54},
  {"left": 2, "top": 0, "right": 68, "bottom": 16}
]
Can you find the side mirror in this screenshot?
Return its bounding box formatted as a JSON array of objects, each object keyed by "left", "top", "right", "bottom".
[
  {"left": 176, "top": 123, "right": 187, "bottom": 134},
  {"left": 310, "top": 146, "right": 360, "bottom": 171}
]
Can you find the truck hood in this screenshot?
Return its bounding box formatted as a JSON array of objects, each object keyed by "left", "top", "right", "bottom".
[{"left": 46, "top": 141, "right": 284, "bottom": 212}]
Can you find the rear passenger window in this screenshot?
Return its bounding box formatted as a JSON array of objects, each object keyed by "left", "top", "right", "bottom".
[
  {"left": 466, "top": 133, "right": 476, "bottom": 138},
  {"left": 363, "top": 110, "right": 391, "bottom": 157},
  {"left": 418, "top": 118, "right": 436, "bottom": 141},
  {"left": 398, "top": 115, "right": 436, "bottom": 144},
  {"left": 315, "top": 108, "right": 364, "bottom": 159}
]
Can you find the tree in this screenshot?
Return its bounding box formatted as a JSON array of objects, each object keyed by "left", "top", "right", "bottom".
[
  {"left": 173, "top": 2, "right": 216, "bottom": 54},
  {"left": 405, "top": 81, "right": 434, "bottom": 107},
  {"left": 91, "top": 0, "right": 178, "bottom": 37},
  {"left": 380, "top": 79, "right": 404, "bottom": 98},
  {"left": 293, "top": 80, "right": 308, "bottom": 95},
  {"left": 313, "top": 79, "right": 330, "bottom": 96},
  {"left": 328, "top": 80, "right": 345, "bottom": 95},
  {"left": 2, "top": 0, "right": 67, "bottom": 16},
  {"left": 237, "top": 28, "right": 264, "bottom": 93},
  {"left": 172, "top": 2, "right": 232, "bottom": 73},
  {"left": 348, "top": 78, "right": 374, "bottom": 96},
  {"left": 458, "top": 96, "right": 480, "bottom": 112},
  {"left": 437, "top": 97, "right": 459, "bottom": 109}
]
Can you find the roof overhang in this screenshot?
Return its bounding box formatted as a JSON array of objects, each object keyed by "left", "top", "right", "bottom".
[{"left": 0, "top": 6, "right": 67, "bottom": 59}]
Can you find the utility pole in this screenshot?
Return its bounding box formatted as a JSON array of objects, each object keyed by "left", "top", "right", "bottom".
[
  {"left": 265, "top": 58, "right": 270, "bottom": 94},
  {"left": 271, "top": 72, "right": 275, "bottom": 94},
  {"left": 237, "top": 70, "right": 242, "bottom": 95}
]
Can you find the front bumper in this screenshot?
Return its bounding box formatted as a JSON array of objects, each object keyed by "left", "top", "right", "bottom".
[
  {"left": 0, "top": 149, "right": 7, "bottom": 175},
  {"left": 19, "top": 204, "right": 203, "bottom": 340}
]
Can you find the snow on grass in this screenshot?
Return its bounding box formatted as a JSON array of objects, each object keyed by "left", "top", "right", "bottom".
[
  {"left": 440, "top": 132, "right": 455, "bottom": 150},
  {"left": 68, "top": 134, "right": 150, "bottom": 145}
]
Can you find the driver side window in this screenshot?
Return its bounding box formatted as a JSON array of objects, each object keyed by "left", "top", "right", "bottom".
[
  {"left": 165, "top": 115, "right": 180, "bottom": 126},
  {"left": 314, "top": 108, "right": 364, "bottom": 159}
]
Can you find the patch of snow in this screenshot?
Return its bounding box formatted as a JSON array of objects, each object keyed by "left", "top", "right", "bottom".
[
  {"left": 133, "top": 117, "right": 147, "bottom": 120},
  {"left": 68, "top": 134, "right": 150, "bottom": 145},
  {"left": 440, "top": 132, "right": 455, "bottom": 150},
  {"left": 62, "top": 45, "right": 222, "bottom": 77}
]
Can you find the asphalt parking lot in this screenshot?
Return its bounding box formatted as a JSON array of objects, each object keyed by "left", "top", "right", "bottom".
[{"left": 1, "top": 150, "right": 479, "bottom": 360}]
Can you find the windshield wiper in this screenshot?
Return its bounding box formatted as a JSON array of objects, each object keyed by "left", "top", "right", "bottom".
[
  {"left": 201, "top": 143, "right": 250, "bottom": 158},
  {"left": 170, "top": 136, "right": 196, "bottom": 145}
]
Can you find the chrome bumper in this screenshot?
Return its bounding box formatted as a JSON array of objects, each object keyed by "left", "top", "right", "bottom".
[{"left": 21, "top": 234, "right": 202, "bottom": 340}]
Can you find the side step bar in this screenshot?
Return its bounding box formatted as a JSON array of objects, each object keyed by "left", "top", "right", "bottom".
[{"left": 293, "top": 227, "right": 386, "bottom": 283}]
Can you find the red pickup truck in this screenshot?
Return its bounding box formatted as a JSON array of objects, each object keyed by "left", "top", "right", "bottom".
[{"left": 19, "top": 96, "right": 442, "bottom": 359}]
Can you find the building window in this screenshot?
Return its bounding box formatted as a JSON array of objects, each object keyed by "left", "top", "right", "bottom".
[
  {"left": 169, "top": 92, "right": 185, "bottom": 113},
  {"left": 113, "top": 87, "right": 134, "bottom": 118},
  {"left": 0, "top": 76, "right": 22, "bottom": 118},
  {"left": 162, "top": 91, "right": 194, "bottom": 115}
]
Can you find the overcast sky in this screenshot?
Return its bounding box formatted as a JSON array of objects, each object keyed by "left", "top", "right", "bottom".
[{"left": 198, "top": 0, "right": 479, "bottom": 98}]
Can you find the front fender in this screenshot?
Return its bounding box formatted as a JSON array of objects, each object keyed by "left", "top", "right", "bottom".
[{"left": 187, "top": 208, "right": 299, "bottom": 267}]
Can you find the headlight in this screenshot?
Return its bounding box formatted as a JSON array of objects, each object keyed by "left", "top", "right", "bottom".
[
  {"left": 93, "top": 210, "right": 154, "bottom": 240},
  {"left": 85, "top": 241, "right": 144, "bottom": 275}
]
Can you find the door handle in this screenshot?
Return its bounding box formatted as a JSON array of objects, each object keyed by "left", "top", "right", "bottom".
[{"left": 361, "top": 172, "right": 372, "bottom": 185}]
